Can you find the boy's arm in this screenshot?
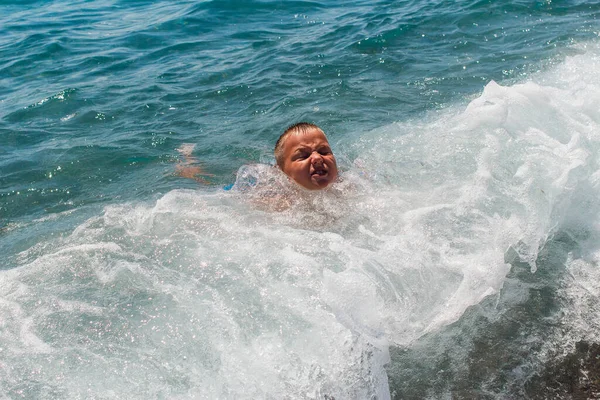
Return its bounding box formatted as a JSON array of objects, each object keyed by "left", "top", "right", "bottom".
[{"left": 175, "top": 144, "right": 214, "bottom": 184}]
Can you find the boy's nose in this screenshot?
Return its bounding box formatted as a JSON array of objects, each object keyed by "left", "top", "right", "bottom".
[{"left": 310, "top": 152, "right": 324, "bottom": 164}]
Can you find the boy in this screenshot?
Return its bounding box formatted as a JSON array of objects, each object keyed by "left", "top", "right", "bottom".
[
  {"left": 274, "top": 122, "right": 338, "bottom": 190},
  {"left": 177, "top": 122, "right": 339, "bottom": 190}
]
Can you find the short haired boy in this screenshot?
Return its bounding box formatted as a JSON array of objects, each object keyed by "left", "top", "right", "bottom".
[
  {"left": 178, "top": 122, "right": 339, "bottom": 190},
  {"left": 274, "top": 122, "right": 338, "bottom": 190}
]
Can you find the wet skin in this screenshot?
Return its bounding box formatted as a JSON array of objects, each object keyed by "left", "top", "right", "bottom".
[{"left": 280, "top": 128, "right": 338, "bottom": 190}]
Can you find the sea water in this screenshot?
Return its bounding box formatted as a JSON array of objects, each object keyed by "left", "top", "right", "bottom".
[{"left": 1, "top": 0, "right": 600, "bottom": 398}]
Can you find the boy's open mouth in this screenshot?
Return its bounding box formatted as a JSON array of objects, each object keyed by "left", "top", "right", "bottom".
[{"left": 311, "top": 168, "right": 327, "bottom": 177}]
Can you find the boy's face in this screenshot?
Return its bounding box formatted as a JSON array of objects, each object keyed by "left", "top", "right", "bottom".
[{"left": 280, "top": 128, "right": 338, "bottom": 190}]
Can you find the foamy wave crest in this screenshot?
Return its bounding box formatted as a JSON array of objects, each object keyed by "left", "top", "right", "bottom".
[{"left": 344, "top": 40, "right": 600, "bottom": 341}]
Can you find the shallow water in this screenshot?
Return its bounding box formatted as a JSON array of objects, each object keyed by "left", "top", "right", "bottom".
[{"left": 2, "top": 1, "right": 600, "bottom": 398}]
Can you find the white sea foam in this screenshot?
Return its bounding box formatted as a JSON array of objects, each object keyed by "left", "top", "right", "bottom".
[{"left": 2, "top": 42, "right": 600, "bottom": 398}]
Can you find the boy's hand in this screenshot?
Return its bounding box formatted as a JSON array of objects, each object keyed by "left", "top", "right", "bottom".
[{"left": 175, "top": 143, "right": 214, "bottom": 184}]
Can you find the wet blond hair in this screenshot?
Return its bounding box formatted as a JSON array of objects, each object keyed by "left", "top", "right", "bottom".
[{"left": 274, "top": 122, "right": 322, "bottom": 168}]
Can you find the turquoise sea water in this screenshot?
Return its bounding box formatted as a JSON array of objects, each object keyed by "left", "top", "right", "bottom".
[{"left": 2, "top": 0, "right": 600, "bottom": 398}]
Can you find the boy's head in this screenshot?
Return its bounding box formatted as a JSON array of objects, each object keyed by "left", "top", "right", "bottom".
[{"left": 274, "top": 122, "right": 338, "bottom": 190}]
